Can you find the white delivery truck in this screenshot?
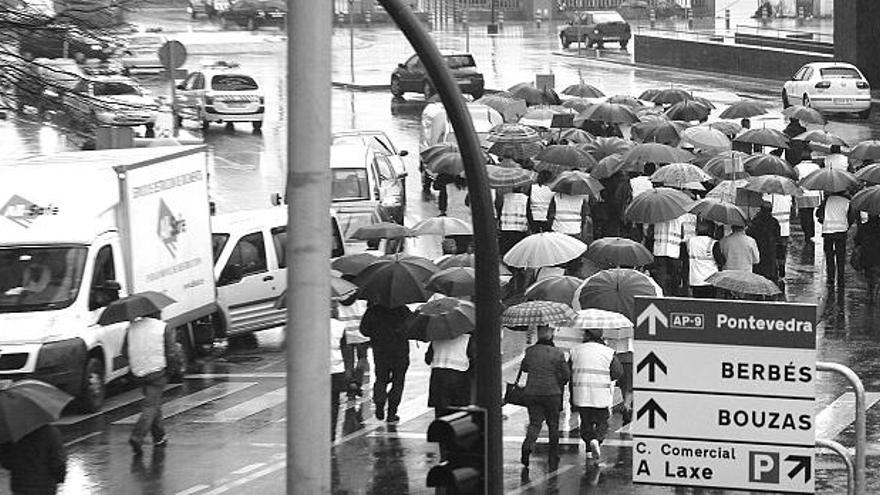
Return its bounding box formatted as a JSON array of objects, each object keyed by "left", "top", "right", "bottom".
[{"left": 0, "top": 146, "right": 217, "bottom": 411}]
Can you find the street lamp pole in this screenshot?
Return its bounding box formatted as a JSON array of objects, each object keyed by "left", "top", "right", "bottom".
[
  {"left": 349, "top": 0, "right": 355, "bottom": 83},
  {"left": 488, "top": 0, "right": 498, "bottom": 34}
]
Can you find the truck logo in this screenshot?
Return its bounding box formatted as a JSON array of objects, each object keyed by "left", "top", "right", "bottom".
[
  {"left": 157, "top": 198, "right": 186, "bottom": 257},
  {"left": 1, "top": 195, "right": 59, "bottom": 228}
]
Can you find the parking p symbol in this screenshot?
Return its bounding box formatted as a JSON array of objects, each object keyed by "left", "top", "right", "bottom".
[{"left": 749, "top": 451, "right": 780, "bottom": 483}]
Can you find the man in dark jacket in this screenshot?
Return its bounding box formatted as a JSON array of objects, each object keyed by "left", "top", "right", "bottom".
[
  {"left": 360, "top": 303, "right": 413, "bottom": 424},
  {"left": 0, "top": 424, "right": 67, "bottom": 495},
  {"left": 746, "top": 202, "right": 780, "bottom": 283}
]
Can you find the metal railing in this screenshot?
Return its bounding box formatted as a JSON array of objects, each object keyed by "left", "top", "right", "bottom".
[
  {"left": 735, "top": 23, "right": 833, "bottom": 44},
  {"left": 635, "top": 25, "right": 732, "bottom": 43},
  {"left": 816, "top": 361, "right": 866, "bottom": 495}
]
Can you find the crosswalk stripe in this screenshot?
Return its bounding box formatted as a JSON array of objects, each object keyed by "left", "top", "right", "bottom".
[
  {"left": 815, "top": 391, "right": 880, "bottom": 440},
  {"left": 193, "top": 386, "right": 286, "bottom": 423},
  {"left": 55, "top": 383, "right": 182, "bottom": 426},
  {"left": 113, "top": 382, "right": 257, "bottom": 425}
]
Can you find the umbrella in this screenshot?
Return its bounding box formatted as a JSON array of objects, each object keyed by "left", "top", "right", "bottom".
[
  {"left": 331, "top": 273, "right": 359, "bottom": 301},
  {"left": 549, "top": 170, "right": 604, "bottom": 197},
  {"left": 855, "top": 164, "right": 880, "bottom": 185},
  {"left": 681, "top": 126, "right": 731, "bottom": 152},
  {"left": 523, "top": 275, "right": 583, "bottom": 305},
  {"left": 487, "top": 123, "right": 541, "bottom": 144},
  {"left": 420, "top": 143, "right": 460, "bottom": 164},
  {"left": 435, "top": 253, "right": 475, "bottom": 269},
  {"left": 354, "top": 257, "right": 439, "bottom": 307},
  {"left": 689, "top": 198, "right": 748, "bottom": 226},
  {"left": 412, "top": 216, "right": 473, "bottom": 236},
  {"left": 585, "top": 237, "right": 653, "bottom": 267},
  {"left": 708, "top": 120, "right": 743, "bottom": 138},
  {"left": 424, "top": 151, "right": 467, "bottom": 176},
  {"left": 638, "top": 88, "right": 662, "bottom": 101},
  {"left": 487, "top": 141, "right": 544, "bottom": 161},
  {"left": 485, "top": 165, "right": 536, "bottom": 189},
  {"left": 568, "top": 308, "right": 633, "bottom": 329},
  {"left": 650, "top": 88, "right": 693, "bottom": 106},
  {"left": 579, "top": 136, "right": 633, "bottom": 160},
  {"left": 665, "top": 100, "right": 711, "bottom": 122},
  {"left": 605, "top": 94, "right": 645, "bottom": 108},
  {"left": 849, "top": 140, "right": 880, "bottom": 164},
  {"left": 650, "top": 162, "right": 713, "bottom": 186},
  {"left": 426, "top": 267, "right": 475, "bottom": 297},
  {"left": 548, "top": 128, "right": 594, "bottom": 144},
  {"left": 561, "top": 97, "right": 598, "bottom": 113},
  {"left": 793, "top": 129, "right": 848, "bottom": 147},
  {"left": 743, "top": 175, "right": 802, "bottom": 196},
  {"left": 799, "top": 168, "right": 859, "bottom": 193},
  {"left": 349, "top": 222, "right": 414, "bottom": 241},
  {"left": 331, "top": 252, "right": 378, "bottom": 277},
  {"left": 707, "top": 179, "right": 749, "bottom": 203},
  {"left": 718, "top": 101, "right": 769, "bottom": 120},
  {"left": 624, "top": 187, "right": 695, "bottom": 223},
  {"left": 590, "top": 154, "right": 626, "bottom": 180},
  {"left": 706, "top": 270, "right": 781, "bottom": 296},
  {"left": 503, "top": 232, "right": 588, "bottom": 268},
  {"left": 518, "top": 106, "right": 560, "bottom": 129},
  {"left": 851, "top": 185, "right": 880, "bottom": 215},
  {"left": 475, "top": 95, "right": 528, "bottom": 123},
  {"left": 781, "top": 105, "right": 826, "bottom": 125},
  {"left": 508, "top": 82, "right": 560, "bottom": 106},
  {"left": 734, "top": 128, "right": 789, "bottom": 149},
  {"left": 407, "top": 297, "right": 475, "bottom": 342},
  {"left": 574, "top": 102, "right": 641, "bottom": 125},
  {"left": 98, "top": 291, "right": 176, "bottom": 325},
  {"left": 562, "top": 83, "right": 605, "bottom": 98},
  {"left": 572, "top": 268, "right": 663, "bottom": 320},
  {"left": 743, "top": 153, "right": 798, "bottom": 180},
  {"left": 630, "top": 120, "right": 683, "bottom": 146},
  {"left": 501, "top": 300, "right": 575, "bottom": 328},
  {"left": 621, "top": 142, "right": 694, "bottom": 166},
  {"left": 0, "top": 380, "right": 73, "bottom": 443},
  {"left": 533, "top": 145, "right": 598, "bottom": 175},
  {"left": 702, "top": 152, "right": 750, "bottom": 180}
]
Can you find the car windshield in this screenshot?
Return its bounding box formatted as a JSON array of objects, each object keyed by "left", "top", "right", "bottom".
[
  {"left": 331, "top": 168, "right": 370, "bottom": 201},
  {"left": 444, "top": 55, "right": 476, "bottom": 69},
  {"left": 0, "top": 247, "right": 88, "bottom": 313},
  {"left": 211, "top": 74, "right": 259, "bottom": 91},
  {"left": 819, "top": 67, "right": 862, "bottom": 79},
  {"left": 93, "top": 82, "right": 139, "bottom": 96},
  {"left": 589, "top": 12, "right": 623, "bottom": 23}
]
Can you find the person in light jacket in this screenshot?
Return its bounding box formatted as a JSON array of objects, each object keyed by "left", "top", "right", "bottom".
[
  {"left": 126, "top": 312, "right": 174, "bottom": 455},
  {"left": 519, "top": 325, "right": 570, "bottom": 471},
  {"left": 425, "top": 332, "right": 475, "bottom": 418},
  {"left": 569, "top": 328, "right": 623, "bottom": 463}
]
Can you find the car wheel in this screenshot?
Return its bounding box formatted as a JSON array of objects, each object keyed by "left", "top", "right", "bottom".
[
  {"left": 423, "top": 81, "right": 434, "bottom": 99},
  {"left": 620, "top": 38, "right": 629, "bottom": 50},
  {"left": 390, "top": 76, "right": 403, "bottom": 97},
  {"left": 858, "top": 108, "right": 871, "bottom": 119},
  {"left": 225, "top": 122, "right": 235, "bottom": 131},
  {"left": 247, "top": 16, "right": 256, "bottom": 30},
  {"left": 252, "top": 120, "right": 263, "bottom": 132},
  {"left": 471, "top": 89, "right": 484, "bottom": 100},
  {"left": 782, "top": 89, "right": 790, "bottom": 108},
  {"left": 803, "top": 94, "right": 811, "bottom": 108},
  {"left": 560, "top": 35, "right": 571, "bottom": 49},
  {"left": 76, "top": 357, "right": 105, "bottom": 413}
]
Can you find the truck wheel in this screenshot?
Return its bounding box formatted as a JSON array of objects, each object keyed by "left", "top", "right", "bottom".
[
  {"left": 221, "top": 15, "right": 230, "bottom": 29},
  {"left": 77, "top": 357, "right": 105, "bottom": 413}
]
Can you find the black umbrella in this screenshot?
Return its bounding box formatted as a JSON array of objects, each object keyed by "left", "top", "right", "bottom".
[{"left": 98, "top": 291, "right": 176, "bottom": 325}]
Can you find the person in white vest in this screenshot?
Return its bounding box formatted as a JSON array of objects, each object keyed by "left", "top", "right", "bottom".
[
  {"left": 126, "top": 312, "right": 174, "bottom": 455},
  {"left": 684, "top": 220, "right": 724, "bottom": 298},
  {"left": 496, "top": 185, "right": 531, "bottom": 255},
  {"left": 817, "top": 192, "right": 855, "bottom": 287},
  {"left": 768, "top": 193, "right": 792, "bottom": 280},
  {"left": 528, "top": 170, "right": 555, "bottom": 233},
  {"left": 569, "top": 328, "right": 623, "bottom": 463},
  {"left": 425, "top": 332, "right": 475, "bottom": 418},
  {"left": 330, "top": 316, "right": 347, "bottom": 442},
  {"left": 547, "top": 191, "right": 590, "bottom": 242},
  {"left": 336, "top": 294, "right": 370, "bottom": 398}
]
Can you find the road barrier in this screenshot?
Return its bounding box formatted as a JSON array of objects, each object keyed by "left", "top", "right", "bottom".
[
  {"left": 816, "top": 439, "right": 854, "bottom": 495},
  {"left": 816, "top": 361, "right": 866, "bottom": 495}
]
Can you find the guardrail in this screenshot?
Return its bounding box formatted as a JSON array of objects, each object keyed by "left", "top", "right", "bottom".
[
  {"left": 816, "top": 361, "right": 866, "bottom": 495},
  {"left": 735, "top": 23, "right": 833, "bottom": 44},
  {"left": 635, "top": 25, "right": 731, "bottom": 43}
]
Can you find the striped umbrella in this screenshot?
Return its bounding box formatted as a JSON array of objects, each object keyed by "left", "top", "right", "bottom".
[
  {"left": 501, "top": 300, "right": 576, "bottom": 328},
  {"left": 487, "top": 123, "right": 541, "bottom": 144},
  {"left": 420, "top": 143, "right": 459, "bottom": 164},
  {"left": 503, "top": 232, "right": 588, "bottom": 268},
  {"left": 689, "top": 198, "right": 748, "bottom": 226},
  {"left": 488, "top": 141, "right": 544, "bottom": 161},
  {"left": 568, "top": 308, "right": 633, "bottom": 330},
  {"left": 706, "top": 270, "right": 781, "bottom": 296},
  {"left": 585, "top": 237, "right": 654, "bottom": 267},
  {"left": 485, "top": 165, "right": 536, "bottom": 189},
  {"left": 524, "top": 275, "right": 584, "bottom": 305},
  {"left": 650, "top": 162, "right": 713, "bottom": 186},
  {"left": 534, "top": 145, "right": 598, "bottom": 174}
]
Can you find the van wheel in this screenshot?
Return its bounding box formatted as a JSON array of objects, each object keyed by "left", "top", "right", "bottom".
[
  {"left": 252, "top": 120, "right": 263, "bottom": 132},
  {"left": 77, "top": 357, "right": 105, "bottom": 413},
  {"left": 390, "top": 76, "right": 403, "bottom": 97}
]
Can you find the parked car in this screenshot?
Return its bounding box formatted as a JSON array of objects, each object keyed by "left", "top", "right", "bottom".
[
  {"left": 332, "top": 129, "right": 410, "bottom": 182},
  {"left": 118, "top": 33, "right": 167, "bottom": 74},
  {"left": 559, "top": 10, "right": 631, "bottom": 49},
  {"left": 19, "top": 24, "right": 117, "bottom": 61},
  {"left": 33, "top": 57, "right": 84, "bottom": 103},
  {"left": 390, "top": 50, "right": 485, "bottom": 99},
  {"left": 782, "top": 62, "right": 871, "bottom": 119},
  {"left": 220, "top": 0, "right": 286, "bottom": 30},
  {"left": 63, "top": 75, "right": 159, "bottom": 135},
  {"left": 330, "top": 143, "right": 406, "bottom": 225},
  {"left": 175, "top": 62, "right": 265, "bottom": 131}
]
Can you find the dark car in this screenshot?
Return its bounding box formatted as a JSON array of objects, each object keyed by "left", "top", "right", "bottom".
[
  {"left": 559, "top": 10, "right": 631, "bottom": 50},
  {"left": 220, "top": 0, "right": 286, "bottom": 30},
  {"left": 390, "top": 51, "right": 484, "bottom": 99}
]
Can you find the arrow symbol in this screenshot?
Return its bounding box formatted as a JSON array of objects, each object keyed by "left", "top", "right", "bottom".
[
  {"left": 785, "top": 455, "right": 812, "bottom": 483},
  {"left": 636, "top": 398, "right": 667, "bottom": 429},
  {"left": 636, "top": 351, "right": 667, "bottom": 383},
  {"left": 636, "top": 303, "right": 668, "bottom": 336}
]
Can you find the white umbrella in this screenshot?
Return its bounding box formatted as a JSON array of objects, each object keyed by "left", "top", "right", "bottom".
[
  {"left": 412, "top": 216, "right": 473, "bottom": 236},
  {"left": 503, "top": 232, "right": 587, "bottom": 268}
]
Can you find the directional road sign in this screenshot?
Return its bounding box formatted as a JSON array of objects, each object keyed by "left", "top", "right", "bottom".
[{"left": 632, "top": 296, "right": 816, "bottom": 494}]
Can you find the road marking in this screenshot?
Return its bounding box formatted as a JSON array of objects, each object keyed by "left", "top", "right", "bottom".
[
  {"left": 55, "top": 383, "right": 183, "bottom": 426},
  {"left": 199, "top": 460, "right": 286, "bottom": 495},
  {"left": 175, "top": 485, "right": 211, "bottom": 495},
  {"left": 193, "top": 386, "right": 286, "bottom": 423},
  {"left": 184, "top": 373, "right": 287, "bottom": 379},
  {"left": 815, "top": 391, "right": 880, "bottom": 440},
  {"left": 64, "top": 431, "right": 102, "bottom": 447},
  {"left": 508, "top": 464, "right": 577, "bottom": 495},
  {"left": 231, "top": 462, "right": 266, "bottom": 475},
  {"left": 113, "top": 382, "right": 256, "bottom": 425}
]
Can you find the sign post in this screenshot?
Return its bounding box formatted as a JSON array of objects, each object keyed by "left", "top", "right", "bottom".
[
  {"left": 632, "top": 296, "right": 816, "bottom": 494},
  {"left": 158, "top": 40, "right": 187, "bottom": 137}
]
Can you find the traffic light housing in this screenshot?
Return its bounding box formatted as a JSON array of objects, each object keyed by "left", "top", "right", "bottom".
[{"left": 426, "top": 406, "right": 487, "bottom": 494}]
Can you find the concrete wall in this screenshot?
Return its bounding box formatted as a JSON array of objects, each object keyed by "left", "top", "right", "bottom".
[
  {"left": 834, "top": 0, "right": 880, "bottom": 85},
  {"left": 633, "top": 34, "right": 832, "bottom": 81}
]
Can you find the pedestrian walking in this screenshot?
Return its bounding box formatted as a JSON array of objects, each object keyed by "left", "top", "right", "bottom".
[
  {"left": 126, "top": 312, "right": 173, "bottom": 456},
  {"left": 0, "top": 424, "right": 67, "bottom": 495},
  {"left": 854, "top": 214, "right": 880, "bottom": 301},
  {"left": 433, "top": 172, "right": 459, "bottom": 216},
  {"left": 336, "top": 294, "right": 369, "bottom": 398},
  {"left": 425, "top": 332, "right": 474, "bottom": 418},
  {"left": 528, "top": 170, "right": 555, "bottom": 233},
  {"left": 719, "top": 224, "right": 760, "bottom": 272},
  {"left": 818, "top": 192, "right": 855, "bottom": 287},
  {"left": 684, "top": 220, "right": 723, "bottom": 297},
  {"left": 601, "top": 171, "right": 633, "bottom": 238},
  {"left": 747, "top": 202, "right": 781, "bottom": 283},
  {"left": 360, "top": 303, "right": 413, "bottom": 424},
  {"left": 547, "top": 191, "right": 591, "bottom": 243},
  {"left": 329, "top": 316, "right": 347, "bottom": 442},
  {"left": 520, "top": 325, "right": 569, "bottom": 472},
  {"left": 570, "top": 328, "right": 623, "bottom": 464},
  {"left": 768, "top": 193, "right": 793, "bottom": 279},
  {"left": 497, "top": 185, "right": 531, "bottom": 255},
  {"left": 795, "top": 159, "right": 822, "bottom": 241},
  {"left": 650, "top": 212, "right": 694, "bottom": 296}
]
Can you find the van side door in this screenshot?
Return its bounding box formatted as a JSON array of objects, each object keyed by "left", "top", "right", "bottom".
[
  {"left": 216, "top": 231, "right": 277, "bottom": 335},
  {"left": 87, "top": 241, "right": 130, "bottom": 382}
]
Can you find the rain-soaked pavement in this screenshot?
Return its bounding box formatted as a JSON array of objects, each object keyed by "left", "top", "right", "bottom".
[{"left": 3, "top": 9, "right": 880, "bottom": 494}]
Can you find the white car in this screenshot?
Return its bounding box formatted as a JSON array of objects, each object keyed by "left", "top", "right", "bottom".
[
  {"left": 783, "top": 62, "right": 871, "bottom": 119},
  {"left": 63, "top": 75, "right": 159, "bottom": 133},
  {"left": 119, "top": 33, "right": 167, "bottom": 74},
  {"left": 175, "top": 62, "right": 264, "bottom": 132},
  {"left": 332, "top": 129, "right": 410, "bottom": 182}
]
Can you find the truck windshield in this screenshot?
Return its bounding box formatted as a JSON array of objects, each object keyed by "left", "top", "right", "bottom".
[{"left": 0, "top": 247, "right": 88, "bottom": 313}]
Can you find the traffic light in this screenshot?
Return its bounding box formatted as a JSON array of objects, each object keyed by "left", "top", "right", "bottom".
[{"left": 426, "top": 406, "right": 487, "bottom": 494}]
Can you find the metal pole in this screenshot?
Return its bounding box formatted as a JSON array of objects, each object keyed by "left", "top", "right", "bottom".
[
  {"left": 817, "top": 361, "right": 866, "bottom": 495},
  {"left": 816, "top": 439, "right": 854, "bottom": 495},
  {"left": 349, "top": 0, "right": 355, "bottom": 83},
  {"left": 378, "top": 2, "right": 502, "bottom": 493},
  {"left": 169, "top": 48, "right": 178, "bottom": 137},
  {"left": 287, "top": 0, "right": 331, "bottom": 492}
]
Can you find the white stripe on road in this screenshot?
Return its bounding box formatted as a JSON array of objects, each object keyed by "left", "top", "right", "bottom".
[
  {"left": 63, "top": 431, "right": 102, "bottom": 447},
  {"left": 113, "top": 382, "right": 256, "bottom": 425},
  {"left": 231, "top": 462, "right": 266, "bottom": 475},
  {"left": 199, "top": 460, "right": 286, "bottom": 495},
  {"left": 184, "top": 373, "right": 287, "bottom": 379},
  {"left": 193, "top": 386, "right": 286, "bottom": 423},
  {"left": 815, "top": 391, "right": 880, "bottom": 440},
  {"left": 55, "top": 383, "right": 182, "bottom": 426},
  {"left": 174, "top": 485, "right": 211, "bottom": 495}
]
